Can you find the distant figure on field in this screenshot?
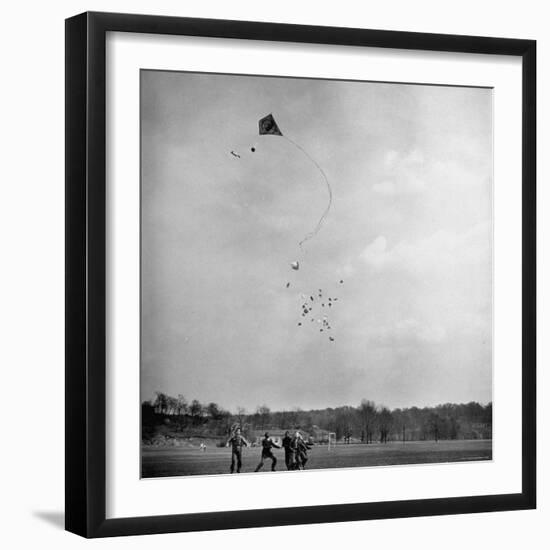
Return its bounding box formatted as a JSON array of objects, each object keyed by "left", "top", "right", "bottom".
[
  {"left": 295, "top": 437, "right": 313, "bottom": 470},
  {"left": 199, "top": 442, "right": 206, "bottom": 452},
  {"left": 254, "top": 432, "right": 281, "bottom": 472},
  {"left": 288, "top": 430, "right": 312, "bottom": 470},
  {"left": 226, "top": 428, "right": 249, "bottom": 474},
  {"left": 282, "top": 431, "right": 294, "bottom": 470}
]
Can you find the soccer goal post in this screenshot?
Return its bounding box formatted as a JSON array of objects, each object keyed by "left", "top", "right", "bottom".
[{"left": 327, "top": 432, "right": 337, "bottom": 450}]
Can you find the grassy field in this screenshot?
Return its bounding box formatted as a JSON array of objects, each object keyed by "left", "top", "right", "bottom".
[{"left": 141, "top": 439, "right": 492, "bottom": 478}]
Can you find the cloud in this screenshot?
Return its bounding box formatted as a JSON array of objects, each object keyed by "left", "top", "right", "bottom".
[
  {"left": 431, "top": 159, "right": 490, "bottom": 188},
  {"left": 371, "top": 181, "right": 395, "bottom": 195},
  {"left": 337, "top": 262, "right": 356, "bottom": 278},
  {"left": 360, "top": 235, "right": 388, "bottom": 268},
  {"left": 360, "top": 221, "right": 491, "bottom": 274},
  {"left": 384, "top": 150, "right": 399, "bottom": 166},
  {"left": 373, "top": 149, "right": 427, "bottom": 196},
  {"left": 369, "top": 318, "right": 447, "bottom": 345}
]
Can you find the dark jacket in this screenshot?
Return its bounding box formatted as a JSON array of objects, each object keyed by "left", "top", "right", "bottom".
[
  {"left": 228, "top": 434, "right": 248, "bottom": 451},
  {"left": 261, "top": 437, "right": 280, "bottom": 454}
]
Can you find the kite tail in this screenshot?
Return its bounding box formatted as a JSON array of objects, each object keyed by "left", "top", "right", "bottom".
[{"left": 283, "top": 136, "right": 333, "bottom": 249}]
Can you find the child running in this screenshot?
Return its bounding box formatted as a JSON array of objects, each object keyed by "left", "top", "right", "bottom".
[{"left": 254, "top": 432, "right": 281, "bottom": 472}]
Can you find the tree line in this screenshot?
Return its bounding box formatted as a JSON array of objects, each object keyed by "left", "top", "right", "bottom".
[{"left": 142, "top": 392, "right": 492, "bottom": 443}]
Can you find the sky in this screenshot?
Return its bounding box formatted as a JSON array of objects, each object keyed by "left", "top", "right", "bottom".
[{"left": 140, "top": 70, "right": 493, "bottom": 413}]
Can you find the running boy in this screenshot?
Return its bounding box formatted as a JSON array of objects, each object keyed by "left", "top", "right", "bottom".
[{"left": 254, "top": 432, "right": 281, "bottom": 472}]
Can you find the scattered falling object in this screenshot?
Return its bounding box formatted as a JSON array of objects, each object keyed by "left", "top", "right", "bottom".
[
  {"left": 290, "top": 261, "right": 300, "bottom": 271},
  {"left": 292, "top": 282, "right": 339, "bottom": 338},
  {"left": 329, "top": 337, "right": 335, "bottom": 342},
  {"left": 286, "top": 282, "right": 290, "bottom": 288},
  {"left": 230, "top": 151, "right": 241, "bottom": 158},
  {"left": 340, "top": 280, "right": 344, "bottom": 284}
]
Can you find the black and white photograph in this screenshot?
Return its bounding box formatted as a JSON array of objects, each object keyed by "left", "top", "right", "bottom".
[
  {"left": 140, "top": 70, "right": 493, "bottom": 478},
  {"left": 0, "top": 0, "right": 543, "bottom": 544}
]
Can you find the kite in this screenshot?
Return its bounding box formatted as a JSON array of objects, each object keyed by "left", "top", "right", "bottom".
[
  {"left": 258, "top": 114, "right": 283, "bottom": 136},
  {"left": 258, "top": 113, "right": 332, "bottom": 249}
]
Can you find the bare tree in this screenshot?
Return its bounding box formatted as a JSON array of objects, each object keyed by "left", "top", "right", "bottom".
[
  {"left": 378, "top": 406, "right": 392, "bottom": 443},
  {"left": 153, "top": 391, "right": 167, "bottom": 414},
  {"left": 429, "top": 412, "right": 440, "bottom": 442},
  {"left": 286, "top": 407, "right": 300, "bottom": 429},
  {"left": 235, "top": 406, "right": 247, "bottom": 430},
  {"left": 166, "top": 395, "right": 178, "bottom": 415},
  {"left": 190, "top": 399, "right": 203, "bottom": 424},
  {"left": 256, "top": 405, "right": 271, "bottom": 429},
  {"left": 359, "top": 399, "right": 376, "bottom": 444},
  {"left": 207, "top": 402, "right": 222, "bottom": 420},
  {"left": 176, "top": 394, "right": 188, "bottom": 416}
]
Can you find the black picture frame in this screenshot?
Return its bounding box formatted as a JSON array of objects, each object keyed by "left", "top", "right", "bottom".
[{"left": 65, "top": 11, "right": 536, "bottom": 538}]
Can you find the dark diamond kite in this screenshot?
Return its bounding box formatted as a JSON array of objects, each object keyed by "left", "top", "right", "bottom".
[{"left": 258, "top": 114, "right": 283, "bottom": 136}]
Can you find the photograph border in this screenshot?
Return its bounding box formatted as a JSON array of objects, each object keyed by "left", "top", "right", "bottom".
[{"left": 65, "top": 11, "right": 536, "bottom": 538}]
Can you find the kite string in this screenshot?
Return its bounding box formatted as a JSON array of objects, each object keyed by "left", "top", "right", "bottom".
[{"left": 282, "top": 135, "right": 333, "bottom": 249}]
